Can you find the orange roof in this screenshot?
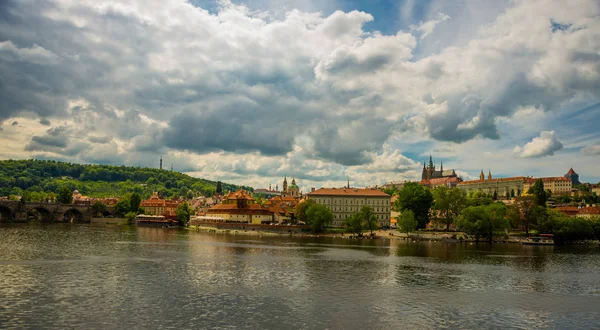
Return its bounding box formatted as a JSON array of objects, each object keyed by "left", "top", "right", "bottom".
[
  {"left": 459, "top": 176, "right": 528, "bottom": 185},
  {"left": 224, "top": 190, "right": 254, "bottom": 200},
  {"left": 578, "top": 207, "right": 600, "bottom": 215},
  {"left": 566, "top": 168, "right": 577, "bottom": 175},
  {"left": 307, "top": 188, "right": 390, "bottom": 197}
]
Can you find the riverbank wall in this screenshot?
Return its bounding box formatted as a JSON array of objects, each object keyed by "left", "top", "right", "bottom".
[{"left": 190, "top": 222, "right": 311, "bottom": 234}]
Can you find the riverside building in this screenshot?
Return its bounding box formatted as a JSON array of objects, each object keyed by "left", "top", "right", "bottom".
[{"left": 306, "top": 187, "right": 391, "bottom": 227}]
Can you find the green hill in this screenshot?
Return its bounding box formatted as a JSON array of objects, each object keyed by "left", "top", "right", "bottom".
[{"left": 0, "top": 159, "right": 250, "bottom": 200}]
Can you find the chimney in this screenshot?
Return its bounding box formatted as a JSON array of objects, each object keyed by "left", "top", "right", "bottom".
[{"left": 311, "top": 187, "right": 315, "bottom": 192}]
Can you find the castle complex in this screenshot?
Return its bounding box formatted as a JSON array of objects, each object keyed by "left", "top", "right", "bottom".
[{"left": 421, "top": 156, "right": 458, "bottom": 181}]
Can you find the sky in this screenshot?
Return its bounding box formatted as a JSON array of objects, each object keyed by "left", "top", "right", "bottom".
[{"left": 0, "top": 0, "right": 599, "bottom": 191}]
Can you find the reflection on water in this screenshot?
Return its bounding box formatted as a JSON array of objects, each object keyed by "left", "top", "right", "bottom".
[{"left": 1, "top": 224, "right": 599, "bottom": 329}]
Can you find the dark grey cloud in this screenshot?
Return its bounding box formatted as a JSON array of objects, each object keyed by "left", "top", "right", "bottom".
[
  {"left": 39, "top": 118, "right": 51, "bottom": 126},
  {"left": 25, "top": 125, "right": 69, "bottom": 151},
  {"left": 87, "top": 135, "right": 112, "bottom": 144},
  {"left": 11, "top": 121, "right": 17, "bottom": 126}
]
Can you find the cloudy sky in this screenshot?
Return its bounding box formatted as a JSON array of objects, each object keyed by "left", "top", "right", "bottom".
[{"left": 1, "top": 0, "right": 599, "bottom": 191}]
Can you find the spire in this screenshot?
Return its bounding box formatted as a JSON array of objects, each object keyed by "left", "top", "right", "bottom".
[
  {"left": 479, "top": 169, "right": 485, "bottom": 181},
  {"left": 488, "top": 170, "right": 492, "bottom": 180},
  {"left": 347, "top": 177, "right": 350, "bottom": 189},
  {"left": 171, "top": 163, "right": 173, "bottom": 172},
  {"left": 440, "top": 160, "right": 443, "bottom": 172},
  {"left": 429, "top": 155, "right": 433, "bottom": 168},
  {"left": 292, "top": 177, "right": 296, "bottom": 185},
  {"left": 160, "top": 156, "right": 163, "bottom": 170}
]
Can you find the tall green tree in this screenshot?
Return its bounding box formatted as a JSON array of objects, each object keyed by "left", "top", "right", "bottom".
[
  {"left": 305, "top": 204, "right": 333, "bottom": 233},
  {"left": 359, "top": 205, "right": 378, "bottom": 235},
  {"left": 114, "top": 199, "right": 130, "bottom": 217},
  {"left": 394, "top": 182, "right": 433, "bottom": 229},
  {"left": 294, "top": 199, "right": 316, "bottom": 224},
  {"left": 457, "top": 203, "right": 508, "bottom": 243},
  {"left": 432, "top": 187, "right": 467, "bottom": 230},
  {"left": 508, "top": 196, "right": 538, "bottom": 236},
  {"left": 528, "top": 179, "right": 548, "bottom": 207},
  {"left": 397, "top": 210, "right": 417, "bottom": 238},
  {"left": 345, "top": 213, "right": 363, "bottom": 237},
  {"left": 57, "top": 186, "right": 73, "bottom": 204},
  {"left": 129, "top": 193, "right": 142, "bottom": 214},
  {"left": 177, "top": 202, "right": 192, "bottom": 226}
]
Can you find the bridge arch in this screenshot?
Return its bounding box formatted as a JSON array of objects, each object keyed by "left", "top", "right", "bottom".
[
  {"left": 27, "top": 207, "right": 54, "bottom": 222},
  {"left": 0, "top": 205, "right": 13, "bottom": 222},
  {"left": 63, "top": 208, "right": 86, "bottom": 223}
]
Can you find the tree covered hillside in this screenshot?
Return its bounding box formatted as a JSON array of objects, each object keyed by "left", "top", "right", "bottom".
[{"left": 0, "top": 159, "right": 250, "bottom": 199}]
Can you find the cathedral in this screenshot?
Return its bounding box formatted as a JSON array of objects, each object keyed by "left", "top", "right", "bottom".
[
  {"left": 282, "top": 176, "right": 300, "bottom": 198},
  {"left": 421, "top": 156, "right": 458, "bottom": 181}
]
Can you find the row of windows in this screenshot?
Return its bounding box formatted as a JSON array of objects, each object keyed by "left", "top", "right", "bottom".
[
  {"left": 334, "top": 214, "right": 389, "bottom": 220},
  {"left": 312, "top": 198, "right": 389, "bottom": 205}
]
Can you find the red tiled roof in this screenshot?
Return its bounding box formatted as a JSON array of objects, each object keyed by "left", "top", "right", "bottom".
[
  {"left": 578, "top": 207, "right": 600, "bottom": 215},
  {"left": 224, "top": 190, "right": 254, "bottom": 200},
  {"left": 566, "top": 168, "right": 577, "bottom": 175},
  {"left": 307, "top": 188, "right": 390, "bottom": 197}
]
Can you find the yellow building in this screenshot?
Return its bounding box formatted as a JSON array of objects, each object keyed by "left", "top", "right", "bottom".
[
  {"left": 523, "top": 177, "right": 572, "bottom": 195},
  {"left": 206, "top": 190, "right": 273, "bottom": 224},
  {"left": 306, "top": 187, "right": 391, "bottom": 227},
  {"left": 140, "top": 192, "right": 180, "bottom": 216},
  {"left": 457, "top": 171, "right": 526, "bottom": 198}
]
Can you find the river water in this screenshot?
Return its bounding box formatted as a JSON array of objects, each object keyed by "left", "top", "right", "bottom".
[{"left": 0, "top": 224, "right": 599, "bottom": 329}]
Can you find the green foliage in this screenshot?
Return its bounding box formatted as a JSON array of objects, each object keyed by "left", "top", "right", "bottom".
[
  {"left": 397, "top": 210, "right": 417, "bottom": 237},
  {"left": 508, "top": 196, "right": 538, "bottom": 236},
  {"left": 359, "top": 205, "right": 378, "bottom": 234},
  {"left": 394, "top": 182, "right": 434, "bottom": 229},
  {"left": 129, "top": 193, "right": 141, "bottom": 213},
  {"left": 537, "top": 210, "right": 598, "bottom": 244},
  {"left": 294, "top": 199, "right": 316, "bottom": 224},
  {"left": 432, "top": 187, "right": 466, "bottom": 230},
  {"left": 0, "top": 159, "right": 248, "bottom": 199},
  {"left": 114, "top": 199, "right": 130, "bottom": 217},
  {"left": 92, "top": 201, "right": 107, "bottom": 217},
  {"left": 177, "top": 202, "right": 192, "bottom": 226},
  {"left": 125, "top": 211, "right": 137, "bottom": 224},
  {"left": 345, "top": 213, "right": 363, "bottom": 237},
  {"left": 57, "top": 186, "right": 73, "bottom": 204},
  {"left": 457, "top": 203, "right": 509, "bottom": 242},
  {"left": 528, "top": 179, "right": 549, "bottom": 207},
  {"left": 305, "top": 204, "right": 333, "bottom": 233}
]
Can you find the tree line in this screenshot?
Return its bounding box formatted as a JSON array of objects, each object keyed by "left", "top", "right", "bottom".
[
  {"left": 392, "top": 180, "right": 600, "bottom": 244},
  {"left": 0, "top": 159, "right": 249, "bottom": 200}
]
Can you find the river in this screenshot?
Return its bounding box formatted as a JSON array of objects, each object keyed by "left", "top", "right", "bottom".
[{"left": 0, "top": 224, "right": 599, "bottom": 329}]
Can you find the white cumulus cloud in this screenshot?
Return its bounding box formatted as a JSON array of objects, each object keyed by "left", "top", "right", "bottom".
[{"left": 514, "top": 130, "right": 564, "bottom": 158}]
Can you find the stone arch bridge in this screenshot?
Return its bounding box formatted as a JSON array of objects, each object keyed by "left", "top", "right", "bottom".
[{"left": 0, "top": 200, "right": 113, "bottom": 223}]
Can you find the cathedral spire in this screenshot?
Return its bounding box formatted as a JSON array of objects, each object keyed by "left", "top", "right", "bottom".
[
  {"left": 480, "top": 169, "right": 485, "bottom": 181},
  {"left": 488, "top": 170, "right": 492, "bottom": 180},
  {"left": 160, "top": 156, "right": 163, "bottom": 170},
  {"left": 440, "top": 160, "right": 443, "bottom": 172},
  {"left": 429, "top": 155, "right": 433, "bottom": 168}
]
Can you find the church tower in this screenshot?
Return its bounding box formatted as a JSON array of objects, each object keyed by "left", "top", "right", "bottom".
[
  {"left": 283, "top": 176, "right": 288, "bottom": 195},
  {"left": 488, "top": 170, "right": 492, "bottom": 180},
  {"left": 480, "top": 169, "right": 485, "bottom": 181},
  {"left": 160, "top": 156, "right": 163, "bottom": 170},
  {"left": 440, "top": 161, "right": 443, "bottom": 172},
  {"left": 421, "top": 162, "right": 427, "bottom": 181}
]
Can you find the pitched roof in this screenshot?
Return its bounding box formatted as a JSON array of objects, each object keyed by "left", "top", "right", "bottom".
[
  {"left": 566, "top": 168, "right": 577, "bottom": 175},
  {"left": 224, "top": 190, "right": 254, "bottom": 200},
  {"left": 307, "top": 188, "right": 390, "bottom": 197}
]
